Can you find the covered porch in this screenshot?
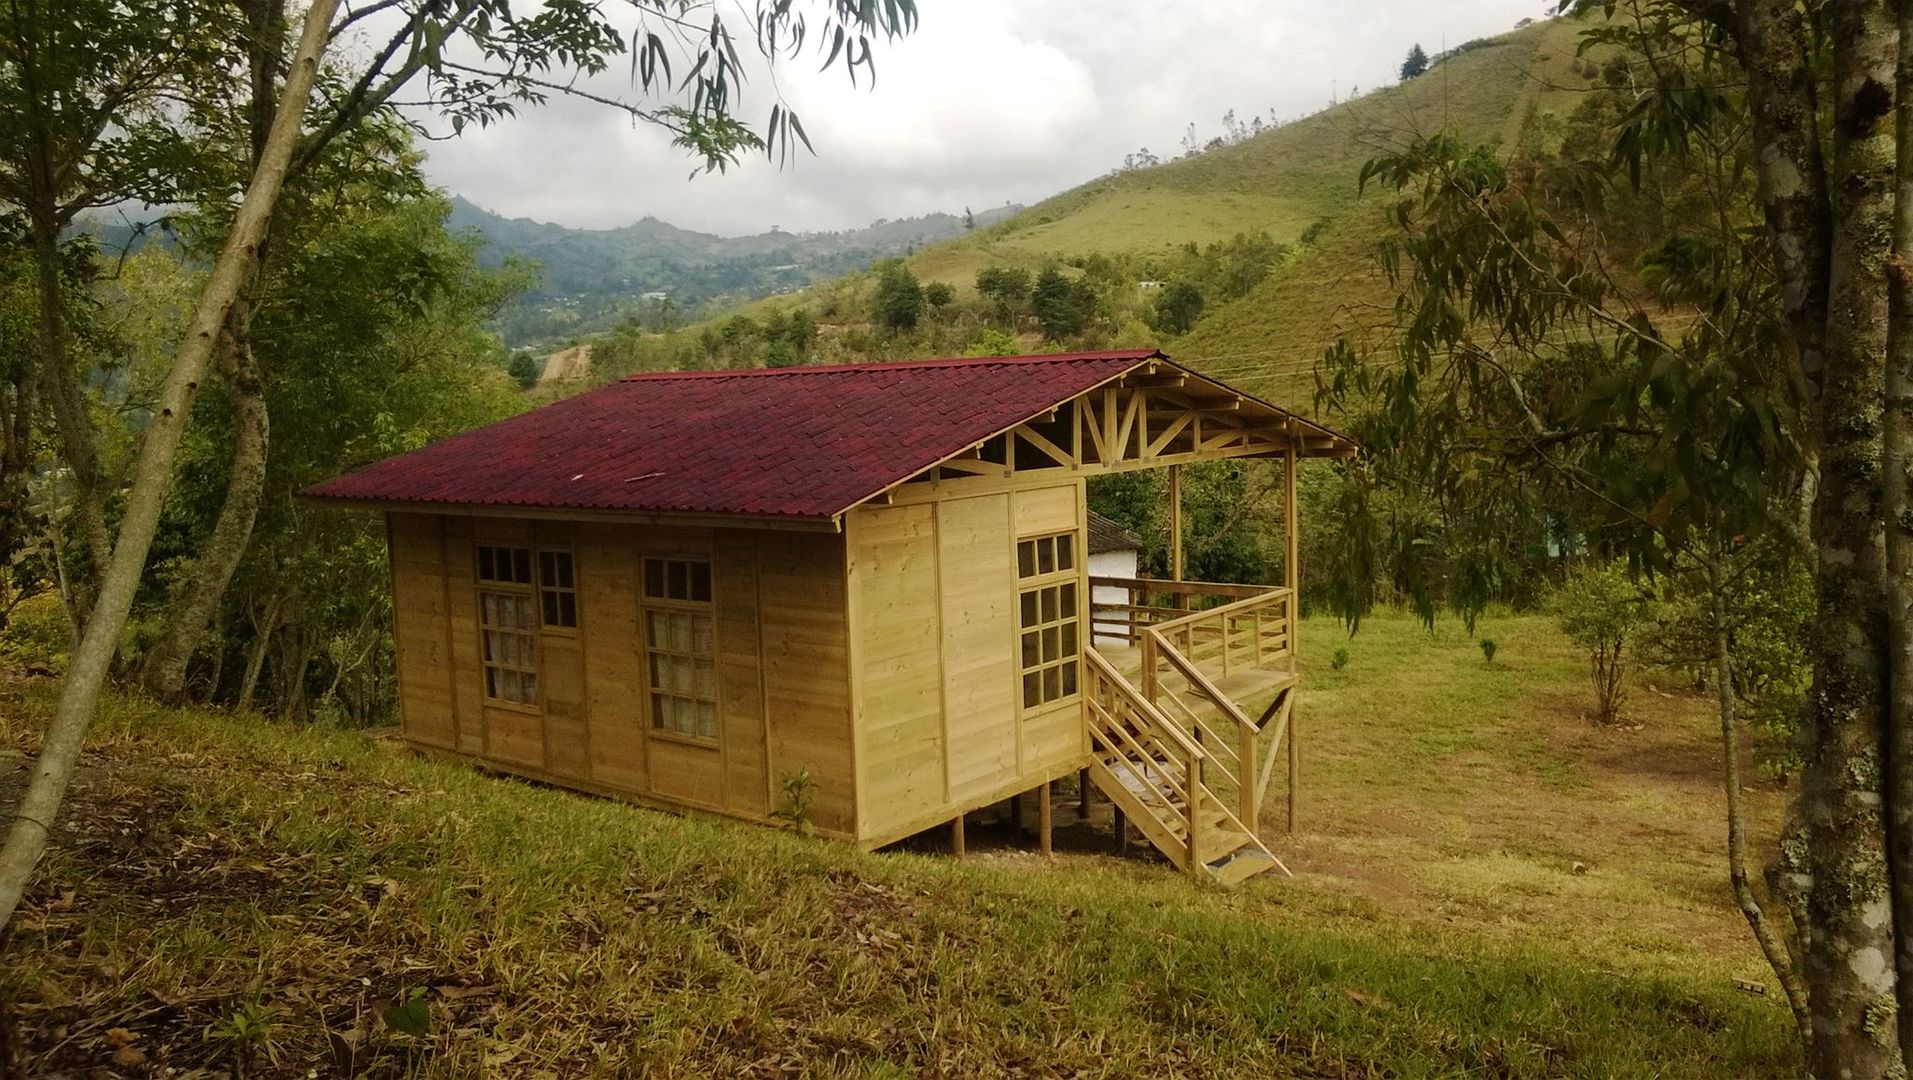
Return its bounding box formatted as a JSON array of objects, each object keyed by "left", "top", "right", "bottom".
[{"left": 1078, "top": 461, "right": 1304, "bottom": 885}]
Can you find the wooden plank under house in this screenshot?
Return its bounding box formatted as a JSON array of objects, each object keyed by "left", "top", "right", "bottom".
[{"left": 306, "top": 349, "right": 1357, "bottom": 884}]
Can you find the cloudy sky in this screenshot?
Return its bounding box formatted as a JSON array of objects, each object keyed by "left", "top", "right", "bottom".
[{"left": 413, "top": 1, "right": 1549, "bottom": 236}]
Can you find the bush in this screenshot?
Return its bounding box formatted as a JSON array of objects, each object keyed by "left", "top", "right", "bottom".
[
  {"left": 1030, "top": 265, "right": 1096, "bottom": 341},
  {"left": 1145, "top": 280, "right": 1205, "bottom": 336},
  {"left": 1479, "top": 637, "right": 1497, "bottom": 663},
  {"left": 871, "top": 260, "right": 924, "bottom": 331},
  {"left": 506, "top": 351, "right": 540, "bottom": 386},
  {"left": 923, "top": 281, "right": 954, "bottom": 309},
  {"left": 974, "top": 265, "right": 1031, "bottom": 318},
  {"left": 0, "top": 591, "right": 69, "bottom": 670},
  {"left": 1551, "top": 561, "right": 1652, "bottom": 724},
  {"left": 1331, "top": 646, "right": 1350, "bottom": 671}
]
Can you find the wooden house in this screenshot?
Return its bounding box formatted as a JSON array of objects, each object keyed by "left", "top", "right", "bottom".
[{"left": 307, "top": 350, "right": 1357, "bottom": 883}]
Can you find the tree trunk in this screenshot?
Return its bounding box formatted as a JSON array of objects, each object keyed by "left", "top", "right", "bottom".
[
  {"left": 1800, "top": 5, "right": 1900, "bottom": 1074},
  {"left": 0, "top": 0, "right": 341, "bottom": 933},
  {"left": 141, "top": 0, "right": 285, "bottom": 704},
  {"left": 1707, "top": 558, "right": 1813, "bottom": 1041},
  {"left": 25, "top": 202, "right": 111, "bottom": 588},
  {"left": 1886, "top": 0, "right": 1913, "bottom": 1063},
  {"left": 237, "top": 595, "right": 282, "bottom": 714},
  {"left": 140, "top": 308, "right": 270, "bottom": 702}
]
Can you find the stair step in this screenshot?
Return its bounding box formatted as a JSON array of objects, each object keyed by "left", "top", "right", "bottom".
[
  {"left": 1196, "top": 828, "right": 1254, "bottom": 864},
  {"left": 1206, "top": 849, "right": 1282, "bottom": 887}
]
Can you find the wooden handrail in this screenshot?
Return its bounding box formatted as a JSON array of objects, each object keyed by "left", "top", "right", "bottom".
[
  {"left": 1149, "top": 586, "right": 1292, "bottom": 638},
  {"left": 1088, "top": 575, "right": 1274, "bottom": 601},
  {"left": 1085, "top": 649, "right": 1204, "bottom": 762},
  {"left": 1148, "top": 626, "right": 1255, "bottom": 735}
]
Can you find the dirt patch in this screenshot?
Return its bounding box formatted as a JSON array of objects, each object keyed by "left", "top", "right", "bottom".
[{"left": 536, "top": 344, "right": 593, "bottom": 387}]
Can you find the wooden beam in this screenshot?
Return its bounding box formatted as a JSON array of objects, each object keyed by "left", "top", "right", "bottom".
[
  {"left": 1015, "top": 424, "right": 1076, "bottom": 468},
  {"left": 1168, "top": 463, "right": 1184, "bottom": 583},
  {"left": 1285, "top": 444, "right": 1300, "bottom": 835},
  {"left": 1038, "top": 783, "right": 1053, "bottom": 857},
  {"left": 952, "top": 813, "right": 967, "bottom": 856}
]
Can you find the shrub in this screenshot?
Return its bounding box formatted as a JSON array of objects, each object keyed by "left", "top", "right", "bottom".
[
  {"left": 1331, "top": 646, "right": 1350, "bottom": 671},
  {"left": 1479, "top": 637, "right": 1497, "bottom": 663},
  {"left": 870, "top": 260, "right": 924, "bottom": 331},
  {"left": 1145, "top": 280, "right": 1205, "bottom": 336},
  {"left": 506, "top": 351, "right": 540, "bottom": 386},
  {"left": 0, "top": 591, "right": 70, "bottom": 670},
  {"left": 1030, "top": 266, "right": 1096, "bottom": 340},
  {"left": 1551, "top": 561, "right": 1652, "bottom": 724},
  {"left": 923, "top": 281, "right": 955, "bottom": 309}
]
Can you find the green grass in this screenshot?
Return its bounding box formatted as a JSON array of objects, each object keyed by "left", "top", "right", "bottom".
[{"left": 1, "top": 611, "right": 1797, "bottom": 1076}]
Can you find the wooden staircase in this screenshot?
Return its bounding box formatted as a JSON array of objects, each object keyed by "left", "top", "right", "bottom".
[{"left": 1084, "top": 649, "right": 1290, "bottom": 885}]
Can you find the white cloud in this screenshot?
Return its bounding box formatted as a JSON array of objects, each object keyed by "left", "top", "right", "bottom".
[{"left": 415, "top": 0, "right": 1549, "bottom": 234}]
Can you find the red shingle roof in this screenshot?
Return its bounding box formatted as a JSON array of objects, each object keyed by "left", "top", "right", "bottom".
[{"left": 305, "top": 350, "right": 1162, "bottom": 520}]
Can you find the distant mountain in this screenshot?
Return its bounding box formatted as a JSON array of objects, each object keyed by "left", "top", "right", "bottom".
[{"left": 448, "top": 197, "right": 1022, "bottom": 346}]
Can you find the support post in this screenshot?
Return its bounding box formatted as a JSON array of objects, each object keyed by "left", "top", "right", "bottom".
[
  {"left": 1038, "top": 783, "right": 1053, "bottom": 857},
  {"left": 1284, "top": 444, "right": 1300, "bottom": 834},
  {"left": 952, "top": 814, "right": 966, "bottom": 857},
  {"left": 1168, "top": 462, "right": 1184, "bottom": 585},
  {"left": 1283, "top": 446, "right": 1299, "bottom": 666},
  {"left": 1078, "top": 767, "right": 1092, "bottom": 818},
  {"left": 1288, "top": 712, "right": 1299, "bottom": 835},
  {"left": 1113, "top": 805, "right": 1129, "bottom": 855},
  {"left": 1008, "top": 793, "right": 1023, "bottom": 834}
]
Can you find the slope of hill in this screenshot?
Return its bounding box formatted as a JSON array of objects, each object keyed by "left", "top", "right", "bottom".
[
  {"left": 888, "top": 16, "right": 1594, "bottom": 408},
  {"left": 450, "top": 197, "right": 1022, "bottom": 346},
  {"left": 4, "top": 614, "right": 1797, "bottom": 1074}
]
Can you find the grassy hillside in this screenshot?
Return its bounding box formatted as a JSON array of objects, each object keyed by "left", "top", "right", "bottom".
[
  {"left": 3, "top": 613, "right": 1796, "bottom": 1076},
  {"left": 603, "top": 16, "right": 1605, "bottom": 408},
  {"left": 976, "top": 17, "right": 1593, "bottom": 407}
]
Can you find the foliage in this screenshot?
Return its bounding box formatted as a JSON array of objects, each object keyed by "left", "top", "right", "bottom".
[
  {"left": 771, "top": 767, "right": 816, "bottom": 835},
  {"left": 1331, "top": 646, "right": 1350, "bottom": 671},
  {"left": 1401, "top": 44, "right": 1430, "bottom": 80},
  {"left": 507, "top": 352, "right": 540, "bottom": 386},
  {"left": 922, "top": 281, "right": 954, "bottom": 309},
  {"left": 1030, "top": 265, "right": 1096, "bottom": 341},
  {"left": 0, "top": 593, "right": 68, "bottom": 671},
  {"left": 1479, "top": 637, "right": 1497, "bottom": 663},
  {"left": 974, "top": 265, "right": 1032, "bottom": 318},
  {"left": 1550, "top": 562, "right": 1650, "bottom": 725},
  {"left": 870, "top": 259, "right": 924, "bottom": 331},
  {"left": 964, "top": 328, "right": 1022, "bottom": 357},
  {"left": 1145, "top": 280, "right": 1205, "bottom": 336}
]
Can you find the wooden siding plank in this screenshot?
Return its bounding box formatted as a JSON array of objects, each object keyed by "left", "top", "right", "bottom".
[
  {"left": 715, "top": 530, "right": 770, "bottom": 816},
  {"left": 760, "top": 531, "right": 855, "bottom": 834},
  {"left": 848, "top": 504, "right": 945, "bottom": 837},
  {"left": 578, "top": 522, "right": 646, "bottom": 790},
  {"left": 938, "top": 493, "right": 1018, "bottom": 804}
]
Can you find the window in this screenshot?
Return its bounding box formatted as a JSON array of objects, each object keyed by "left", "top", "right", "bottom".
[
  {"left": 538, "top": 549, "right": 578, "bottom": 629},
  {"left": 476, "top": 545, "right": 538, "bottom": 706},
  {"left": 642, "top": 557, "right": 717, "bottom": 740},
  {"left": 1016, "top": 531, "right": 1081, "bottom": 709}
]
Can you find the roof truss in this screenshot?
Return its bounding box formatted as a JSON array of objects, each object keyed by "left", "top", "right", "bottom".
[{"left": 870, "top": 361, "right": 1354, "bottom": 505}]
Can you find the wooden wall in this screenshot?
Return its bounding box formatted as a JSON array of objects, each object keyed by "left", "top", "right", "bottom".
[
  {"left": 385, "top": 512, "right": 855, "bottom": 838},
  {"left": 387, "top": 479, "right": 1087, "bottom": 852},
  {"left": 845, "top": 479, "right": 1090, "bottom": 847}
]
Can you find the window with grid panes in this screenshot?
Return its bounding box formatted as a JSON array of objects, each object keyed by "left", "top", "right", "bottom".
[
  {"left": 537, "top": 549, "right": 578, "bottom": 628},
  {"left": 641, "top": 557, "right": 718, "bottom": 740},
  {"left": 1015, "top": 531, "right": 1081, "bottom": 709},
  {"left": 475, "top": 545, "right": 539, "bottom": 705}
]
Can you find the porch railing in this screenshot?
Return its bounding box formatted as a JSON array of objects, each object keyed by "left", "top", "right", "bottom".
[{"left": 1089, "top": 576, "right": 1298, "bottom": 833}]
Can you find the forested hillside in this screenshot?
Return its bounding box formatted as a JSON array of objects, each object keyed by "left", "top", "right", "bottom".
[{"left": 449, "top": 197, "right": 1022, "bottom": 345}]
